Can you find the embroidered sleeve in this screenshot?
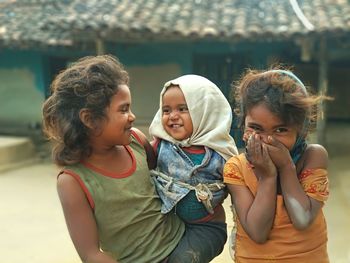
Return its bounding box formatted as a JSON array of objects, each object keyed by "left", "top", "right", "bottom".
[
  {"left": 299, "top": 168, "right": 329, "bottom": 202},
  {"left": 223, "top": 157, "right": 245, "bottom": 185}
]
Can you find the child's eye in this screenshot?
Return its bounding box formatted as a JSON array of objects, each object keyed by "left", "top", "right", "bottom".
[
  {"left": 162, "top": 107, "right": 170, "bottom": 115},
  {"left": 249, "top": 125, "right": 261, "bottom": 131},
  {"left": 119, "top": 105, "right": 129, "bottom": 112},
  {"left": 179, "top": 105, "right": 188, "bottom": 112},
  {"left": 275, "top": 127, "right": 288, "bottom": 133}
]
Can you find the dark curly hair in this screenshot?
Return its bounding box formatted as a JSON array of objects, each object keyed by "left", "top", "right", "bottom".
[
  {"left": 232, "top": 67, "right": 327, "bottom": 135},
  {"left": 42, "top": 55, "right": 129, "bottom": 166}
]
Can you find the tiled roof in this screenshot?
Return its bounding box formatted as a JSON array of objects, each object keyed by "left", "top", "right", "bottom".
[
  {"left": 1, "top": 0, "right": 350, "bottom": 49},
  {"left": 0, "top": 0, "right": 73, "bottom": 48}
]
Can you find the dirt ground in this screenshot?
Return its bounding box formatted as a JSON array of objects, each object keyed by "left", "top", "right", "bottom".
[{"left": 0, "top": 123, "right": 349, "bottom": 263}]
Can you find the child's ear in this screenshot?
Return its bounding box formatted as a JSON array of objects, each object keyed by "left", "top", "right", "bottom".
[{"left": 79, "top": 108, "right": 94, "bottom": 129}]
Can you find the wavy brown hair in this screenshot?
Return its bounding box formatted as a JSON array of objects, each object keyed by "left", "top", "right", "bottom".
[
  {"left": 232, "top": 67, "right": 330, "bottom": 135},
  {"left": 42, "top": 55, "right": 129, "bottom": 166}
]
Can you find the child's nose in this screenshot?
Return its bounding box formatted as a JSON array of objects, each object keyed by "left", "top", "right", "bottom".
[
  {"left": 129, "top": 111, "right": 136, "bottom": 121},
  {"left": 259, "top": 132, "right": 270, "bottom": 143},
  {"left": 169, "top": 111, "right": 179, "bottom": 119}
]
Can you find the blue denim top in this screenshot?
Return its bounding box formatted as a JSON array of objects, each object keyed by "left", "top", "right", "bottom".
[{"left": 152, "top": 140, "right": 227, "bottom": 221}]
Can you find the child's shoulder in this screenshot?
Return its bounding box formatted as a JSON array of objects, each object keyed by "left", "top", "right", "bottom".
[
  {"left": 225, "top": 153, "right": 247, "bottom": 166},
  {"left": 130, "top": 127, "right": 147, "bottom": 145},
  {"left": 301, "top": 143, "right": 328, "bottom": 170},
  {"left": 131, "top": 127, "right": 157, "bottom": 169},
  {"left": 305, "top": 143, "right": 328, "bottom": 159}
]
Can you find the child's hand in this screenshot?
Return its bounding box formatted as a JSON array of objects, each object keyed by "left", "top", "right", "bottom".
[
  {"left": 243, "top": 130, "right": 253, "bottom": 143},
  {"left": 246, "top": 133, "right": 277, "bottom": 180},
  {"left": 265, "top": 136, "right": 294, "bottom": 171}
]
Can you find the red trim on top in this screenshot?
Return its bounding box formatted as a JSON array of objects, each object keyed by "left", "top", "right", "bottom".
[
  {"left": 57, "top": 170, "right": 64, "bottom": 180},
  {"left": 81, "top": 145, "right": 136, "bottom": 178},
  {"left": 151, "top": 137, "right": 160, "bottom": 155},
  {"left": 131, "top": 129, "right": 143, "bottom": 146},
  {"left": 59, "top": 170, "right": 95, "bottom": 210},
  {"left": 182, "top": 146, "right": 205, "bottom": 154}
]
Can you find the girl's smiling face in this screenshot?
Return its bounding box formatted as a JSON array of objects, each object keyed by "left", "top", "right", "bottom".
[
  {"left": 94, "top": 84, "right": 136, "bottom": 146},
  {"left": 244, "top": 103, "right": 298, "bottom": 150}
]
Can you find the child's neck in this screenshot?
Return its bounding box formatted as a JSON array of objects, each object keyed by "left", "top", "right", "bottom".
[{"left": 84, "top": 145, "right": 133, "bottom": 174}]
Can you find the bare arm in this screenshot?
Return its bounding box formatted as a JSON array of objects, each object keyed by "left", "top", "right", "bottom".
[
  {"left": 57, "top": 173, "right": 118, "bottom": 263},
  {"left": 266, "top": 137, "right": 328, "bottom": 230},
  {"left": 228, "top": 134, "right": 278, "bottom": 243},
  {"left": 228, "top": 176, "right": 277, "bottom": 243}
]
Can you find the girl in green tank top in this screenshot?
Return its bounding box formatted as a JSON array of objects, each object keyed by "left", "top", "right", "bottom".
[{"left": 42, "top": 55, "right": 187, "bottom": 263}]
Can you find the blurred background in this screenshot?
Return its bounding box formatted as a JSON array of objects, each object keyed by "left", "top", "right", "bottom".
[{"left": 0, "top": 0, "right": 349, "bottom": 262}]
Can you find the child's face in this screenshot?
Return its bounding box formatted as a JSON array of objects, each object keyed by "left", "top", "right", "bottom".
[
  {"left": 96, "top": 84, "right": 135, "bottom": 146},
  {"left": 161, "top": 85, "right": 193, "bottom": 141},
  {"left": 244, "top": 103, "right": 298, "bottom": 150}
]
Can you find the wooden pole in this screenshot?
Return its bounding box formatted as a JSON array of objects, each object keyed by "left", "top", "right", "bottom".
[
  {"left": 96, "top": 38, "right": 105, "bottom": 55},
  {"left": 317, "top": 36, "right": 328, "bottom": 145}
]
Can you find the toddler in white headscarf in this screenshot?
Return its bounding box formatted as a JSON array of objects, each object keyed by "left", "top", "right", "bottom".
[{"left": 149, "top": 74, "right": 238, "bottom": 262}]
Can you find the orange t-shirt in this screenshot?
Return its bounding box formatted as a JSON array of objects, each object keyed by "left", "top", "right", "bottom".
[{"left": 224, "top": 154, "right": 329, "bottom": 263}]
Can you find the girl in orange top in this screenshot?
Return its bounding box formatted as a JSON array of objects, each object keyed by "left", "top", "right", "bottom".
[{"left": 224, "top": 68, "right": 330, "bottom": 262}]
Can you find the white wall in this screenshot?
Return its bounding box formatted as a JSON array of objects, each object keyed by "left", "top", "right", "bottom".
[
  {"left": 0, "top": 68, "right": 43, "bottom": 129},
  {"left": 127, "top": 63, "right": 181, "bottom": 131}
]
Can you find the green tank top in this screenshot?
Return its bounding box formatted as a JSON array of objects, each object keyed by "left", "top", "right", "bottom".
[{"left": 63, "top": 135, "right": 184, "bottom": 263}]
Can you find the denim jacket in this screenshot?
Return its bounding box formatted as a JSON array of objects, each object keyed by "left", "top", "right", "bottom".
[{"left": 151, "top": 140, "right": 227, "bottom": 214}]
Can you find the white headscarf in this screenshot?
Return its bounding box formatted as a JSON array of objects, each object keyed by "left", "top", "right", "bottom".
[{"left": 149, "top": 74, "right": 238, "bottom": 160}]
